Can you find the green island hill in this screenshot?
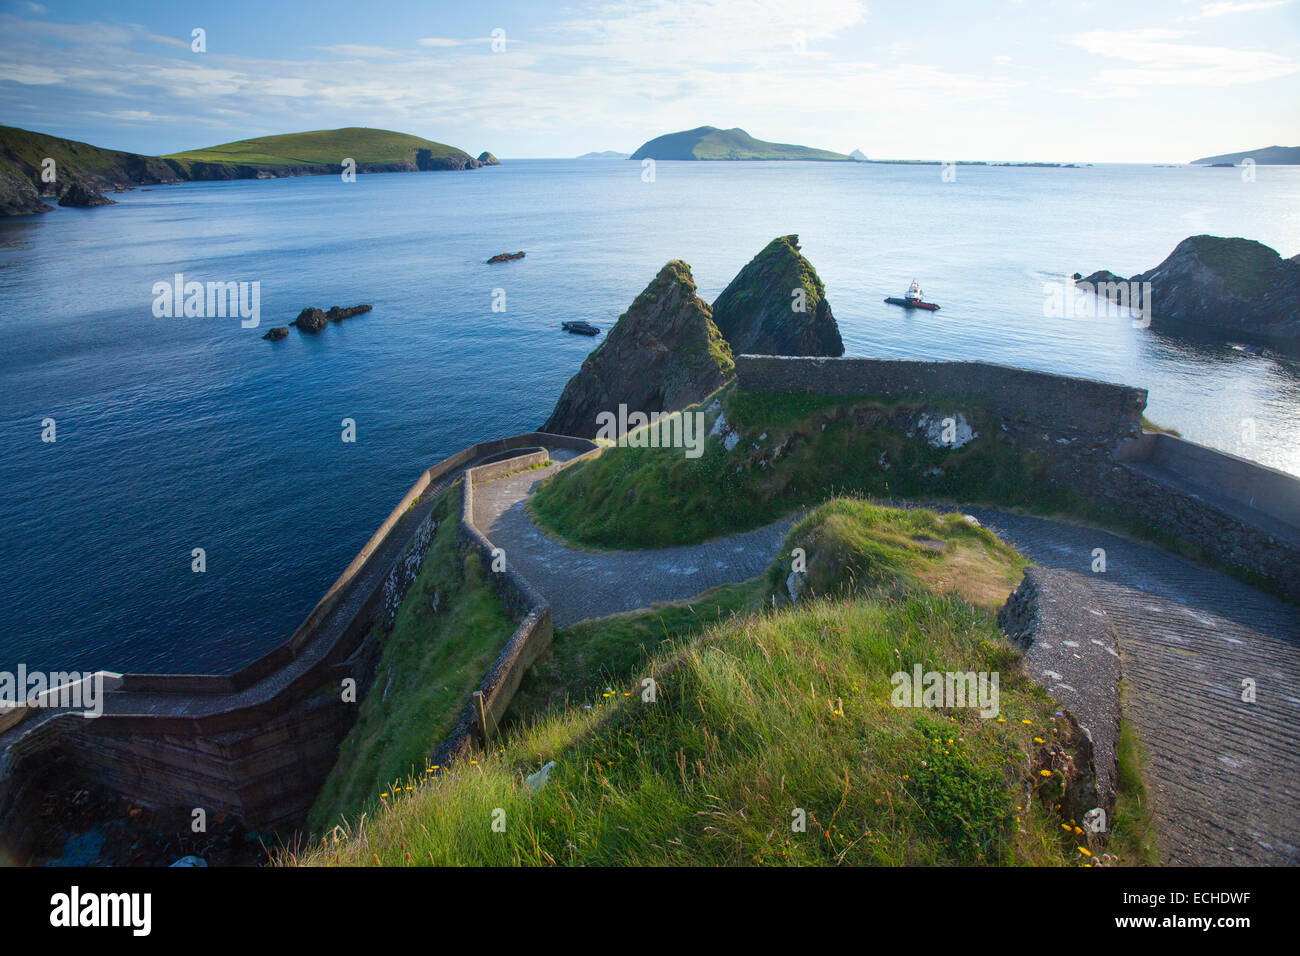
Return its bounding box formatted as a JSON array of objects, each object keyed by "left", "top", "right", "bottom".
[{"left": 629, "top": 126, "right": 850, "bottom": 162}]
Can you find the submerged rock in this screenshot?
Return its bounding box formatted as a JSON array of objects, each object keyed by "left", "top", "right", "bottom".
[
  {"left": 710, "top": 235, "right": 844, "bottom": 357},
  {"left": 486, "top": 251, "right": 525, "bottom": 263},
  {"left": 290, "top": 304, "right": 372, "bottom": 333},
  {"left": 57, "top": 180, "right": 116, "bottom": 208},
  {"left": 542, "top": 259, "right": 734, "bottom": 438},
  {"left": 1078, "top": 235, "right": 1300, "bottom": 353}
]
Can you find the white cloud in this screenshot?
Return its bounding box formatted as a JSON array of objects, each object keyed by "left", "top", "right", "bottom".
[
  {"left": 1062, "top": 28, "right": 1299, "bottom": 89},
  {"left": 1191, "top": 1, "right": 1292, "bottom": 18}
]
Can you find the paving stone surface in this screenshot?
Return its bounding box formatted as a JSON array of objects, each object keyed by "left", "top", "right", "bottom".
[{"left": 968, "top": 509, "right": 1300, "bottom": 866}]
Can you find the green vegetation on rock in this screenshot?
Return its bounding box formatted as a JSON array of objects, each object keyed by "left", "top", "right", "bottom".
[
  {"left": 531, "top": 383, "right": 1085, "bottom": 550},
  {"left": 165, "top": 126, "right": 479, "bottom": 175},
  {"left": 630, "top": 126, "right": 849, "bottom": 162},
  {"left": 712, "top": 235, "right": 844, "bottom": 356},
  {"left": 307, "top": 483, "right": 517, "bottom": 833},
  {"left": 542, "top": 260, "right": 734, "bottom": 437}
]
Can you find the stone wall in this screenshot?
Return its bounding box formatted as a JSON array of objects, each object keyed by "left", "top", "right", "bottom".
[
  {"left": 0, "top": 432, "right": 596, "bottom": 863},
  {"left": 735, "top": 355, "right": 1148, "bottom": 441},
  {"left": 431, "top": 447, "right": 595, "bottom": 765},
  {"left": 736, "top": 355, "right": 1300, "bottom": 600}
]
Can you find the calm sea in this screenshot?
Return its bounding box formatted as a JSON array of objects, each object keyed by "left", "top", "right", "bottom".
[{"left": 1, "top": 159, "right": 1297, "bottom": 674}]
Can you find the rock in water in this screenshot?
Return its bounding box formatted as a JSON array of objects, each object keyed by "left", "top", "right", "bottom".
[
  {"left": 57, "top": 180, "right": 116, "bottom": 207},
  {"left": 486, "top": 251, "right": 525, "bottom": 263},
  {"left": 1078, "top": 235, "right": 1300, "bottom": 353},
  {"left": 477, "top": 151, "right": 501, "bottom": 166},
  {"left": 542, "top": 260, "right": 734, "bottom": 438},
  {"left": 290, "top": 304, "right": 372, "bottom": 332},
  {"left": 262, "top": 326, "right": 289, "bottom": 341},
  {"left": 710, "top": 235, "right": 844, "bottom": 357}
]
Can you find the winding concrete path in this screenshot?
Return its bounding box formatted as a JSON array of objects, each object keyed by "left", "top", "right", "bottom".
[
  {"left": 474, "top": 461, "right": 1300, "bottom": 866},
  {"left": 473, "top": 460, "right": 794, "bottom": 626}
]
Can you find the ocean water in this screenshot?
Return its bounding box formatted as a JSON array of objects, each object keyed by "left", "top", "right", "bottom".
[{"left": 1, "top": 159, "right": 1297, "bottom": 675}]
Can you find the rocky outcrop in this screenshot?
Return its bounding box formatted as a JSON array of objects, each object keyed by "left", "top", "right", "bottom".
[
  {"left": 487, "top": 251, "right": 524, "bottom": 263},
  {"left": 290, "top": 304, "right": 373, "bottom": 333},
  {"left": 0, "top": 164, "right": 49, "bottom": 215},
  {"left": 1079, "top": 235, "right": 1300, "bottom": 353},
  {"left": 477, "top": 152, "right": 501, "bottom": 166},
  {"left": 542, "top": 260, "right": 734, "bottom": 437},
  {"left": 263, "top": 327, "right": 289, "bottom": 341},
  {"left": 0, "top": 125, "right": 181, "bottom": 217},
  {"left": 57, "top": 180, "right": 116, "bottom": 208},
  {"left": 711, "top": 235, "right": 844, "bottom": 357}
]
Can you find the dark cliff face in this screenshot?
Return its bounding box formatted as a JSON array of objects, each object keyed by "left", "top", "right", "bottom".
[
  {"left": 1080, "top": 235, "right": 1300, "bottom": 353},
  {"left": 542, "top": 260, "right": 735, "bottom": 438},
  {"left": 710, "top": 235, "right": 844, "bottom": 357},
  {"left": 57, "top": 180, "right": 116, "bottom": 207}
]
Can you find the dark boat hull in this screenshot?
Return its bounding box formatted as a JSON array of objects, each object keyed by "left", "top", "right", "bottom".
[{"left": 884, "top": 297, "right": 940, "bottom": 311}]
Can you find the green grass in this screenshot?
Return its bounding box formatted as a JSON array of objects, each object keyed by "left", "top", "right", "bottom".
[
  {"left": 288, "top": 498, "right": 1114, "bottom": 867},
  {"left": 1109, "top": 702, "right": 1160, "bottom": 865},
  {"left": 306, "top": 483, "right": 518, "bottom": 833},
  {"left": 1141, "top": 415, "right": 1182, "bottom": 437},
  {"left": 507, "top": 577, "right": 767, "bottom": 725},
  {"left": 768, "top": 498, "right": 1027, "bottom": 610},
  {"left": 531, "top": 385, "right": 1291, "bottom": 600},
  {"left": 164, "top": 127, "right": 470, "bottom": 172},
  {"left": 530, "top": 384, "right": 1085, "bottom": 550}
]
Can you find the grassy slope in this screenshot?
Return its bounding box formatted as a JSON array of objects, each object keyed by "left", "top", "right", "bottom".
[
  {"left": 631, "top": 126, "right": 848, "bottom": 161},
  {"left": 307, "top": 483, "right": 517, "bottom": 833},
  {"left": 531, "top": 385, "right": 1090, "bottom": 550},
  {"left": 290, "top": 499, "right": 1116, "bottom": 867},
  {"left": 165, "top": 127, "right": 470, "bottom": 171},
  {"left": 1, "top": 125, "right": 144, "bottom": 174}
]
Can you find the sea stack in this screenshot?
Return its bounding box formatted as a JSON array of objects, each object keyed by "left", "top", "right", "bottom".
[
  {"left": 1078, "top": 235, "right": 1300, "bottom": 353},
  {"left": 710, "top": 235, "right": 844, "bottom": 357},
  {"left": 57, "top": 180, "right": 116, "bottom": 208},
  {"left": 542, "top": 260, "right": 734, "bottom": 438}
]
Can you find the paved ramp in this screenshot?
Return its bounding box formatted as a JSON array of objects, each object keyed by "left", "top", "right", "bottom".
[{"left": 968, "top": 510, "right": 1300, "bottom": 866}]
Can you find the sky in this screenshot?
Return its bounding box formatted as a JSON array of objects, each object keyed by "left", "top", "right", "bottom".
[{"left": 0, "top": 0, "right": 1297, "bottom": 162}]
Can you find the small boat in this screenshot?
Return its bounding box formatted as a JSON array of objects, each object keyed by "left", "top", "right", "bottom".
[
  {"left": 884, "top": 279, "right": 941, "bottom": 311},
  {"left": 561, "top": 320, "right": 601, "bottom": 336}
]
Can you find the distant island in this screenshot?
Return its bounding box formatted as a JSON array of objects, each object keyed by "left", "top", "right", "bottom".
[
  {"left": 1191, "top": 145, "right": 1300, "bottom": 165},
  {"left": 0, "top": 125, "right": 496, "bottom": 216},
  {"left": 577, "top": 150, "right": 630, "bottom": 160},
  {"left": 629, "top": 126, "right": 849, "bottom": 162}
]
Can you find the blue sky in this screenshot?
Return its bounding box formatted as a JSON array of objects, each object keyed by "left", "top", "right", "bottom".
[{"left": 1, "top": 0, "right": 1296, "bottom": 161}]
